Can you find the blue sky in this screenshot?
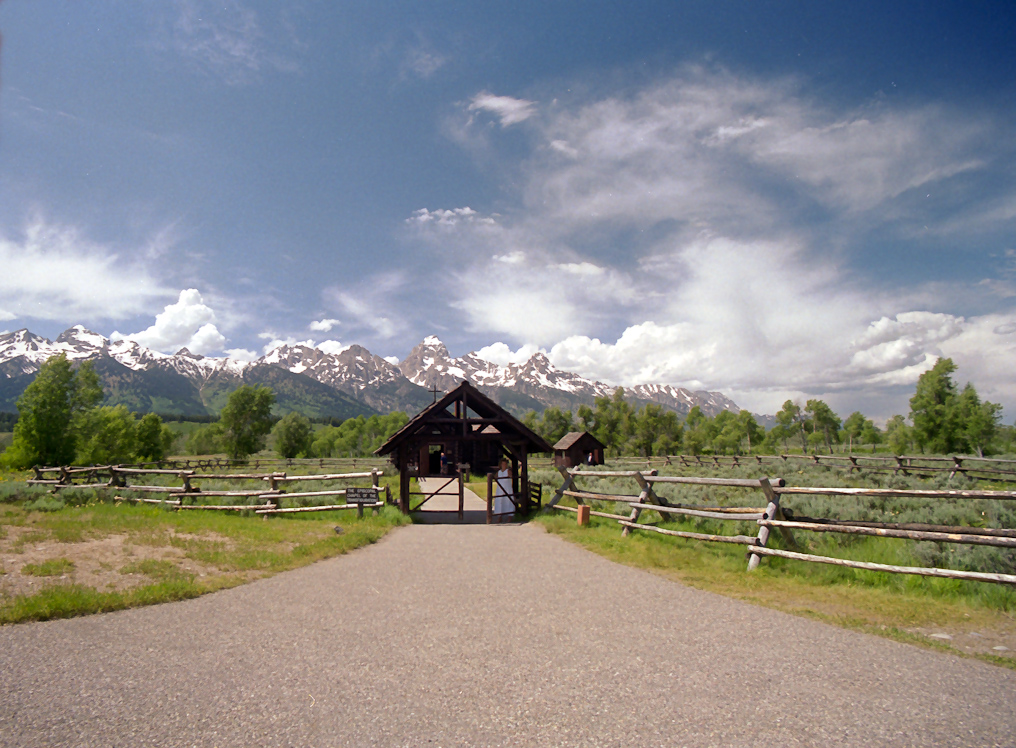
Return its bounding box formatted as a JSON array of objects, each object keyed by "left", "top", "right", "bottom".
[{"left": 1, "top": 1, "right": 1014, "bottom": 420}]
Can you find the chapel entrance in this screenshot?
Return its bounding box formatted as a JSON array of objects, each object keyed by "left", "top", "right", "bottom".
[{"left": 374, "top": 380, "right": 552, "bottom": 522}]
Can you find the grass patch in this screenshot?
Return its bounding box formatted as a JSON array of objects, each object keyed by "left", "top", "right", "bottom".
[
  {"left": 21, "top": 558, "right": 75, "bottom": 577},
  {"left": 0, "top": 497, "right": 411, "bottom": 624},
  {"left": 120, "top": 559, "right": 192, "bottom": 583},
  {"left": 0, "top": 581, "right": 223, "bottom": 624}
]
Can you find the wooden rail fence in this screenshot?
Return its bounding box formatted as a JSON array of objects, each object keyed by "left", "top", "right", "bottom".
[
  {"left": 28, "top": 465, "right": 389, "bottom": 516},
  {"left": 547, "top": 467, "right": 1016, "bottom": 586},
  {"left": 528, "top": 453, "right": 1016, "bottom": 482}
]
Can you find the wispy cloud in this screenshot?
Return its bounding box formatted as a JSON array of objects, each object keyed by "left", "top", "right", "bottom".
[
  {"left": 468, "top": 91, "right": 537, "bottom": 127},
  {"left": 150, "top": 0, "right": 302, "bottom": 85},
  {"left": 0, "top": 217, "right": 173, "bottom": 322},
  {"left": 403, "top": 46, "right": 447, "bottom": 79},
  {"left": 322, "top": 272, "right": 408, "bottom": 341}
]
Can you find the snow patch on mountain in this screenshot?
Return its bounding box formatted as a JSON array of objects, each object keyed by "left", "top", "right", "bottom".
[{"left": 0, "top": 328, "right": 251, "bottom": 381}]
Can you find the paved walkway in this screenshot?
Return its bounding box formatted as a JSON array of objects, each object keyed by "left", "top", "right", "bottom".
[
  {"left": 2, "top": 523, "right": 1014, "bottom": 747},
  {"left": 413, "top": 476, "right": 492, "bottom": 523}
]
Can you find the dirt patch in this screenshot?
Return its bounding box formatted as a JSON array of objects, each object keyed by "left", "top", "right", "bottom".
[{"left": 0, "top": 526, "right": 233, "bottom": 600}]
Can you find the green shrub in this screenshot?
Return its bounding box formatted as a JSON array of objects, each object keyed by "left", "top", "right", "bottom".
[{"left": 24, "top": 495, "right": 67, "bottom": 512}]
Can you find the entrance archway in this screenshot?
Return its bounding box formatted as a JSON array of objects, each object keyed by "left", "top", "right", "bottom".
[{"left": 374, "top": 381, "right": 553, "bottom": 519}]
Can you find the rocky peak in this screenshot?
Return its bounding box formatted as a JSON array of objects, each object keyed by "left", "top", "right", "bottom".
[
  {"left": 398, "top": 336, "right": 459, "bottom": 387},
  {"left": 405, "top": 336, "right": 451, "bottom": 361},
  {"left": 0, "top": 328, "right": 46, "bottom": 350},
  {"left": 55, "top": 325, "right": 108, "bottom": 353}
]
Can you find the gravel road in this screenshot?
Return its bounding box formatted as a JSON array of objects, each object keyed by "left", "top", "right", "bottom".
[{"left": 2, "top": 523, "right": 1014, "bottom": 747}]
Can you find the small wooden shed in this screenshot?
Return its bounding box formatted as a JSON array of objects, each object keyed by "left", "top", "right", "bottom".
[{"left": 553, "top": 431, "right": 605, "bottom": 468}]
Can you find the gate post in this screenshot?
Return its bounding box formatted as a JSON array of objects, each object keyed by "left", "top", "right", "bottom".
[
  {"left": 458, "top": 465, "right": 465, "bottom": 521},
  {"left": 486, "top": 472, "right": 494, "bottom": 524}
]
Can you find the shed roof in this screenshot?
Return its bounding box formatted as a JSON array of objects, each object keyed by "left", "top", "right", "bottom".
[{"left": 553, "top": 431, "right": 605, "bottom": 451}]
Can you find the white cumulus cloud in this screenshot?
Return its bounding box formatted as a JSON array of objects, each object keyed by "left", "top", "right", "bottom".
[
  {"left": 317, "top": 340, "right": 350, "bottom": 356},
  {"left": 407, "top": 207, "right": 496, "bottom": 227},
  {"left": 473, "top": 342, "right": 545, "bottom": 367},
  {"left": 224, "top": 348, "right": 258, "bottom": 362},
  {"left": 112, "top": 289, "right": 226, "bottom": 355},
  {"left": 309, "top": 318, "right": 340, "bottom": 332}
]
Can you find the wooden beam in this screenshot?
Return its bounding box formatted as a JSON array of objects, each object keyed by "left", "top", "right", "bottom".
[
  {"left": 759, "top": 519, "right": 1016, "bottom": 548},
  {"left": 619, "top": 521, "right": 757, "bottom": 545},
  {"left": 629, "top": 503, "right": 764, "bottom": 521},
  {"left": 746, "top": 545, "right": 1016, "bottom": 585},
  {"left": 748, "top": 478, "right": 781, "bottom": 571}
]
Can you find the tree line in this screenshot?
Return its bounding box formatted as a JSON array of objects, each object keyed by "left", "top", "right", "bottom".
[
  {"left": 2, "top": 353, "right": 1008, "bottom": 467},
  {"left": 522, "top": 357, "right": 1009, "bottom": 457},
  {"left": 1, "top": 355, "right": 176, "bottom": 468}
]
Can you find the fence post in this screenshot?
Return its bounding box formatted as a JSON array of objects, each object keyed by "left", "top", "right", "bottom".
[
  {"left": 371, "top": 468, "right": 380, "bottom": 515},
  {"left": 546, "top": 466, "right": 574, "bottom": 509},
  {"left": 622, "top": 472, "right": 654, "bottom": 537},
  {"left": 748, "top": 478, "right": 792, "bottom": 570},
  {"left": 457, "top": 465, "right": 465, "bottom": 520}
]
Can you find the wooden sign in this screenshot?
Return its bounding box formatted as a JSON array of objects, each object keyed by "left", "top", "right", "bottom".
[{"left": 347, "top": 487, "right": 378, "bottom": 503}]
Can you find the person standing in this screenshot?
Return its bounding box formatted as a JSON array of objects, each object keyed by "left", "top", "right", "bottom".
[{"left": 494, "top": 457, "right": 514, "bottom": 522}]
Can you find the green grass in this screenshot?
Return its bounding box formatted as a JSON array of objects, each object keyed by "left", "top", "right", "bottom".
[
  {"left": 0, "top": 497, "right": 411, "bottom": 624},
  {"left": 0, "top": 580, "right": 218, "bottom": 623},
  {"left": 21, "top": 558, "right": 75, "bottom": 577}
]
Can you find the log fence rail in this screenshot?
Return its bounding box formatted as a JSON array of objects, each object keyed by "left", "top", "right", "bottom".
[
  {"left": 547, "top": 467, "right": 1016, "bottom": 586},
  {"left": 527, "top": 453, "right": 1016, "bottom": 482},
  {"left": 27, "top": 464, "right": 388, "bottom": 515}
]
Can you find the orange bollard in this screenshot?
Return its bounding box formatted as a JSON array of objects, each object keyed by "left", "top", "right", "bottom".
[{"left": 577, "top": 504, "right": 590, "bottom": 526}]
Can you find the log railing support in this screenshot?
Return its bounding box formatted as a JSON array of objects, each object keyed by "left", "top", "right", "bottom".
[
  {"left": 748, "top": 478, "right": 786, "bottom": 571},
  {"left": 372, "top": 468, "right": 381, "bottom": 516},
  {"left": 622, "top": 473, "right": 654, "bottom": 538},
  {"left": 546, "top": 466, "right": 574, "bottom": 509}
]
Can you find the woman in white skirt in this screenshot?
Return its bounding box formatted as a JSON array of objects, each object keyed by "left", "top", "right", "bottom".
[{"left": 494, "top": 457, "right": 514, "bottom": 522}]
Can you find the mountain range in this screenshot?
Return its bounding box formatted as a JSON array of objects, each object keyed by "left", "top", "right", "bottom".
[{"left": 0, "top": 326, "right": 742, "bottom": 421}]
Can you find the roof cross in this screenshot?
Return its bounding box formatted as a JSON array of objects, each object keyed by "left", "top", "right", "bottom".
[{"left": 429, "top": 385, "right": 442, "bottom": 403}]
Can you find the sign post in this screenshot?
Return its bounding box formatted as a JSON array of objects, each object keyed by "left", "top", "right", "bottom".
[{"left": 346, "top": 486, "right": 379, "bottom": 518}]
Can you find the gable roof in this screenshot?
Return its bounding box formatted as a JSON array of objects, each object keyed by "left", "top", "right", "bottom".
[
  {"left": 553, "top": 431, "right": 605, "bottom": 451},
  {"left": 374, "top": 380, "right": 553, "bottom": 456}
]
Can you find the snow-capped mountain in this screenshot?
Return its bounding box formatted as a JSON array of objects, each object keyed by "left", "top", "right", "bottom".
[
  {"left": 0, "top": 327, "right": 370, "bottom": 418},
  {"left": 0, "top": 326, "right": 250, "bottom": 379},
  {"left": 0, "top": 327, "right": 742, "bottom": 419},
  {"left": 396, "top": 336, "right": 739, "bottom": 417},
  {"left": 257, "top": 343, "right": 432, "bottom": 413}
]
